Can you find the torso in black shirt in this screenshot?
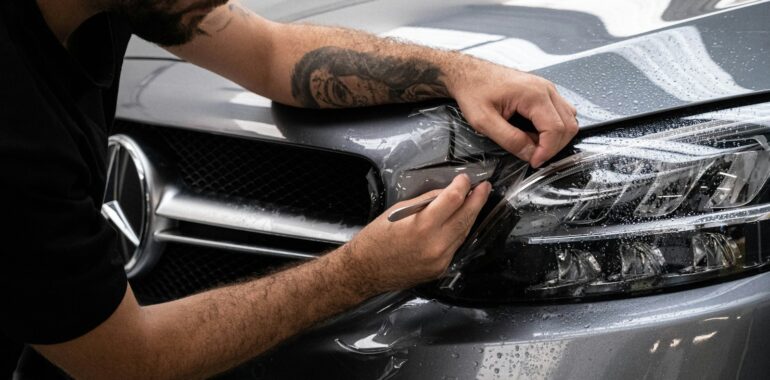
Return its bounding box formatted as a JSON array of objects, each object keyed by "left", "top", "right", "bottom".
[{"left": 0, "top": 1, "right": 132, "bottom": 378}]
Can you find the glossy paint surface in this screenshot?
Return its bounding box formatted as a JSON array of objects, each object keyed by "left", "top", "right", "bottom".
[
  {"left": 221, "top": 271, "right": 770, "bottom": 379},
  {"left": 116, "top": 0, "right": 770, "bottom": 378}
]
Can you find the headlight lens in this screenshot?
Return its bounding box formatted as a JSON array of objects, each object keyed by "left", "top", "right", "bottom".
[{"left": 437, "top": 101, "right": 770, "bottom": 302}]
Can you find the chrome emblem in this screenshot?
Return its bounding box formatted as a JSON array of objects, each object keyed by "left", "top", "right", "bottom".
[{"left": 102, "top": 135, "right": 157, "bottom": 276}]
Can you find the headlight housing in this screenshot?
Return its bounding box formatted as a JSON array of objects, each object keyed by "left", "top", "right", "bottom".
[{"left": 430, "top": 100, "right": 770, "bottom": 302}]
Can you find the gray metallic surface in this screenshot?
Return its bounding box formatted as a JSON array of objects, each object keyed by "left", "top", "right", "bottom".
[
  {"left": 113, "top": 0, "right": 770, "bottom": 378},
  {"left": 156, "top": 189, "right": 360, "bottom": 243},
  {"left": 153, "top": 230, "right": 317, "bottom": 260},
  {"left": 226, "top": 270, "right": 770, "bottom": 379}
]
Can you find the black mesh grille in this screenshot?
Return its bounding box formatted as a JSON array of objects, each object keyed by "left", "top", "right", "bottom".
[
  {"left": 130, "top": 244, "right": 297, "bottom": 305},
  {"left": 114, "top": 121, "right": 380, "bottom": 225},
  {"left": 114, "top": 120, "right": 371, "bottom": 304}
]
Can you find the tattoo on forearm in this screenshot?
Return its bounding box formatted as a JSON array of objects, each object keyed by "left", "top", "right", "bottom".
[{"left": 291, "top": 47, "right": 450, "bottom": 108}]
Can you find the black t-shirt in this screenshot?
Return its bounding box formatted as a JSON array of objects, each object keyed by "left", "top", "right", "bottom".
[{"left": 0, "top": 0, "right": 132, "bottom": 377}]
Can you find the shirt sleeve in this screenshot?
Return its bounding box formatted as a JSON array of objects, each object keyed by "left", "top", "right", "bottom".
[{"left": 0, "top": 81, "right": 127, "bottom": 345}]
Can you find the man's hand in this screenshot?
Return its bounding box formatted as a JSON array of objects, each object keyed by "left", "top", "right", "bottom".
[
  {"left": 344, "top": 175, "right": 492, "bottom": 293},
  {"left": 447, "top": 63, "right": 579, "bottom": 168},
  {"left": 34, "top": 176, "right": 490, "bottom": 379}
]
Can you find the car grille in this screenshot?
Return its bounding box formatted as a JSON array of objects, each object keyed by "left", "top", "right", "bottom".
[
  {"left": 130, "top": 244, "right": 298, "bottom": 305},
  {"left": 113, "top": 120, "right": 373, "bottom": 304},
  {"left": 114, "top": 120, "right": 380, "bottom": 226}
]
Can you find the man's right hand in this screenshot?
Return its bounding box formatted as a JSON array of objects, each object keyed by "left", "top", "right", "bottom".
[
  {"left": 32, "top": 177, "right": 491, "bottom": 380},
  {"left": 343, "top": 174, "right": 492, "bottom": 294}
]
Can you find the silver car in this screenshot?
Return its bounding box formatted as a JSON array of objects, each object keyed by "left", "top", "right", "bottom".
[{"left": 107, "top": 0, "right": 770, "bottom": 378}]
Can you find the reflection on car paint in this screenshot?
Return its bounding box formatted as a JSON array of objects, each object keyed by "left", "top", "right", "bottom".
[{"left": 502, "top": 0, "right": 763, "bottom": 37}]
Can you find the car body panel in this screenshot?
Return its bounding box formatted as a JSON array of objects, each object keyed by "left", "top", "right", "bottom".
[
  {"left": 115, "top": 0, "right": 770, "bottom": 378},
  {"left": 220, "top": 271, "right": 770, "bottom": 379}
]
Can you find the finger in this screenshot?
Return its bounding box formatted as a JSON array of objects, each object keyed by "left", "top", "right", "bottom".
[
  {"left": 528, "top": 100, "right": 568, "bottom": 168},
  {"left": 467, "top": 106, "right": 538, "bottom": 161},
  {"left": 550, "top": 87, "right": 578, "bottom": 122},
  {"left": 422, "top": 174, "right": 472, "bottom": 223},
  {"left": 442, "top": 181, "right": 492, "bottom": 248},
  {"left": 549, "top": 86, "right": 578, "bottom": 131},
  {"left": 548, "top": 83, "right": 577, "bottom": 117},
  {"left": 549, "top": 89, "right": 579, "bottom": 150}
]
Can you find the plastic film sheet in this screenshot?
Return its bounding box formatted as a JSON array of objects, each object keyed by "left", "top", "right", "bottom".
[
  {"left": 384, "top": 105, "right": 523, "bottom": 206},
  {"left": 393, "top": 106, "right": 531, "bottom": 285}
]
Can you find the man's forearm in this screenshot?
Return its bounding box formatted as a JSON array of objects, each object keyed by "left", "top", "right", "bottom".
[
  {"left": 35, "top": 175, "right": 491, "bottom": 380},
  {"left": 263, "top": 22, "right": 475, "bottom": 108},
  {"left": 176, "top": 2, "right": 576, "bottom": 165},
  {"left": 140, "top": 245, "right": 373, "bottom": 379}
]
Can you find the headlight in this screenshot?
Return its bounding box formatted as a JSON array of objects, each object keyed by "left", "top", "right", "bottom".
[{"left": 433, "top": 100, "right": 770, "bottom": 302}]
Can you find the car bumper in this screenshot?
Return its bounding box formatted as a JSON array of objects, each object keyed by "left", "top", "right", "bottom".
[{"left": 219, "top": 271, "right": 770, "bottom": 379}]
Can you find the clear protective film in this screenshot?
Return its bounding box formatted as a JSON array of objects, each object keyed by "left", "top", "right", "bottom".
[
  {"left": 437, "top": 101, "right": 770, "bottom": 301},
  {"left": 383, "top": 105, "right": 528, "bottom": 207}
]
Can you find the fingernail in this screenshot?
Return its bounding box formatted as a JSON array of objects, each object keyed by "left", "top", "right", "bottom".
[
  {"left": 518, "top": 144, "right": 536, "bottom": 162},
  {"left": 531, "top": 158, "right": 544, "bottom": 169}
]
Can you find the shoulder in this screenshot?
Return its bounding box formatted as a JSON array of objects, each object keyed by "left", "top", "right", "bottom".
[
  {"left": 0, "top": 26, "right": 85, "bottom": 191},
  {"left": 0, "top": 20, "right": 47, "bottom": 122},
  {"left": 0, "top": 18, "right": 65, "bottom": 137}
]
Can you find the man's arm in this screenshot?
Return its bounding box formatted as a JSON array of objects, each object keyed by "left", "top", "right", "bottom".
[
  {"left": 166, "top": 1, "right": 578, "bottom": 168},
  {"left": 35, "top": 176, "right": 490, "bottom": 379}
]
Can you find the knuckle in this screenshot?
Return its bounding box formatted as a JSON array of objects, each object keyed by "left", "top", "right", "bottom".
[
  {"left": 424, "top": 243, "right": 446, "bottom": 261},
  {"left": 447, "top": 189, "right": 466, "bottom": 205},
  {"left": 569, "top": 121, "right": 580, "bottom": 135},
  {"left": 504, "top": 135, "right": 526, "bottom": 153},
  {"left": 468, "top": 113, "right": 490, "bottom": 128},
  {"left": 553, "top": 119, "right": 566, "bottom": 132}
]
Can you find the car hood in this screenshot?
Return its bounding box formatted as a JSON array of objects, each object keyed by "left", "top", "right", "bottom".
[
  {"left": 121, "top": 0, "right": 770, "bottom": 126},
  {"left": 117, "top": 0, "right": 770, "bottom": 205}
]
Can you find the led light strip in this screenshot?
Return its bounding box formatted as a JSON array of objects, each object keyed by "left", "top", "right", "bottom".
[{"left": 520, "top": 203, "right": 770, "bottom": 244}]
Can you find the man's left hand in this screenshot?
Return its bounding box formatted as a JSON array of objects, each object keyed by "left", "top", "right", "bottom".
[{"left": 446, "top": 61, "right": 579, "bottom": 168}]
